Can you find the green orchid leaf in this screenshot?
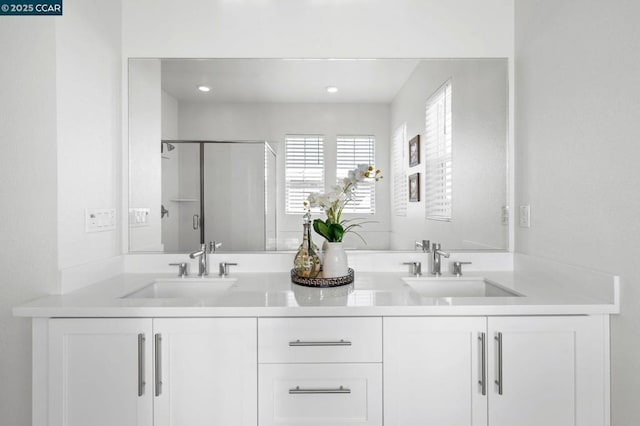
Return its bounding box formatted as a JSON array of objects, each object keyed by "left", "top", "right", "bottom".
[
  {"left": 349, "top": 230, "right": 368, "bottom": 244},
  {"left": 313, "top": 219, "right": 330, "bottom": 240},
  {"left": 328, "top": 223, "right": 345, "bottom": 242}
]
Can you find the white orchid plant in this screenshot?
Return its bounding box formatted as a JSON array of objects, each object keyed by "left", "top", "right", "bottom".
[{"left": 303, "top": 164, "right": 383, "bottom": 243}]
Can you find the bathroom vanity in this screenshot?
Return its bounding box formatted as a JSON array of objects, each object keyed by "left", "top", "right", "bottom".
[{"left": 15, "top": 255, "right": 618, "bottom": 426}]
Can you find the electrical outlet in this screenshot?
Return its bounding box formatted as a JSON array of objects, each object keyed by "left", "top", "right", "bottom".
[
  {"left": 519, "top": 205, "right": 531, "bottom": 228},
  {"left": 501, "top": 205, "right": 509, "bottom": 226}
]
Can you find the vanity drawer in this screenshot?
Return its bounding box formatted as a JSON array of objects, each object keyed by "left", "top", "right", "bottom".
[
  {"left": 258, "top": 317, "right": 382, "bottom": 363},
  {"left": 259, "top": 363, "right": 382, "bottom": 426}
]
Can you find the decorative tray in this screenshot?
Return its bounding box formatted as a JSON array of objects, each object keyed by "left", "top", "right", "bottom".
[{"left": 291, "top": 268, "right": 354, "bottom": 287}]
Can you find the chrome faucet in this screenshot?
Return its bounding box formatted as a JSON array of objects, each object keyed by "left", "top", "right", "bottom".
[
  {"left": 430, "top": 243, "right": 450, "bottom": 276},
  {"left": 189, "top": 244, "right": 209, "bottom": 276}
]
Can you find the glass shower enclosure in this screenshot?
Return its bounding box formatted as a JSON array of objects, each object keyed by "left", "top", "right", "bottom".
[{"left": 160, "top": 140, "right": 277, "bottom": 252}]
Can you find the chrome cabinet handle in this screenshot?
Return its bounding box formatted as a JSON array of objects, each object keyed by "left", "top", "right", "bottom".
[
  {"left": 478, "top": 332, "right": 486, "bottom": 396},
  {"left": 192, "top": 214, "right": 199, "bottom": 230},
  {"left": 495, "top": 332, "right": 503, "bottom": 395},
  {"left": 289, "top": 339, "right": 352, "bottom": 347},
  {"left": 138, "top": 334, "right": 146, "bottom": 397},
  {"left": 289, "top": 385, "right": 351, "bottom": 394},
  {"left": 154, "top": 334, "right": 162, "bottom": 397}
]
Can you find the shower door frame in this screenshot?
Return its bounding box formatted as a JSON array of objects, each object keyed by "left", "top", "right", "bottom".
[{"left": 161, "top": 139, "right": 277, "bottom": 249}]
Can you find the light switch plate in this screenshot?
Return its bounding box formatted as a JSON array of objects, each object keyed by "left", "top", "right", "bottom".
[
  {"left": 129, "top": 208, "right": 151, "bottom": 228},
  {"left": 86, "top": 208, "right": 116, "bottom": 233},
  {"left": 519, "top": 205, "right": 531, "bottom": 228}
]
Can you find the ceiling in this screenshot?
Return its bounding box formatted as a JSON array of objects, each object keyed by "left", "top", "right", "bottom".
[{"left": 160, "top": 59, "right": 421, "bottom": 104}]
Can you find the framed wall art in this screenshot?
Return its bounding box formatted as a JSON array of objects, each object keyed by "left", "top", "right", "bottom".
[
  {"left": 408, "top": 135, "right": 420, "bottom": 167},
  {"left": 409, "top": 173, "right": 420, "bottom": 202}
]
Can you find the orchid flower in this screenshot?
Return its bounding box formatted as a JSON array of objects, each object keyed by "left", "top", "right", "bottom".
[{"left": 305, "top": 165, "right": 383, "bottom": 243}]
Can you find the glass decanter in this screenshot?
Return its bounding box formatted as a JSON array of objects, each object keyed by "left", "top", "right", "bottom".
[{"left": 293, "top": 213, "right": 321, "bottom": 278}]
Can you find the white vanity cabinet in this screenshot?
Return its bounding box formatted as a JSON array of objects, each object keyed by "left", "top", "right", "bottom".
[
  {"left": 48, "top": 318, "right": 257, "bottom": 426},
  {"left": 48, "top": 319, "right": 154, "bottom": 426},
  {"left": 257, "top": 317, "right": 383, "bottom": 426},
  {"left": 44, "top": 314, "right": 609, "bottom": 426},
  {"left": 153, "top": 318, "right": 257, "bottom": 426},
  {"left": 384, "top": 317, "right": 488, "bottom": 426},
  {"left": 384, "top": 315, "right": 609, "bottom": 426},
  {"left": 486, "top": 316, "right": 608, "bottom": 426}
]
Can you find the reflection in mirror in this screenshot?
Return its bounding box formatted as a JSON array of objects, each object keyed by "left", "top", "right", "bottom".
[
  {"left": 129, "top": 58, "right": 508, "bottom": 253},
  {"left": 157, "top": 141, "right": 276, "bottom": 253}
]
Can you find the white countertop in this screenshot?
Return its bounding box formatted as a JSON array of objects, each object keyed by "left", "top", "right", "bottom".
[{"left": 13, "top": 265, "right": 620, "bottom": 317}]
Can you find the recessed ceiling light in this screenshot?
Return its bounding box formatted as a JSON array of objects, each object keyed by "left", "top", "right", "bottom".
[
  {"left": 197, "top": 85, "right": 211, "bottom": 93},
  {"left": 326, "top": 86, "right": 338, "bottom": 93}
]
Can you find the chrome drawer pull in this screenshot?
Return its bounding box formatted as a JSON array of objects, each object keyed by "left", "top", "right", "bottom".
[
  {"left": 494, "top": 332, "right": 503, "bottom": 395},
  {"left": 154, "top": 333, "right": 162, "bottom": 397},
  {"left": 137, "top": 333, "right": 146, "bottom": 397},
  {"left": 478, "top": 332, "right": 486, "bottom": 396},
  {"left": 289, "top": 339, "right": 352, "bottom": 347},
  {"left": 289, "top": 385, "right": 351, "bottom": 394}
]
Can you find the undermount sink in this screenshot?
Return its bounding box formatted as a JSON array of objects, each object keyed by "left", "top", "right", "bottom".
[
  {"left": 122, "top": 278, "right": 237, "bottom": 299},
  {"left": 401, "top": 276, "right": 521, "bottom": 298}
]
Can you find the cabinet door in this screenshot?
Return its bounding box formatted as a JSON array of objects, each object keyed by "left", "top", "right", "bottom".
[
  {"left": 487, "top": 315, "right": 608, "bottom": 426},
  {"left": 384, "top": 317, "right": 488, "bottom": 426},
  {"left": 48, "top": 318, "right": 153, "bottom": 426},
  {"left": 153, "top": 318, "right": 257, "bottom": 426}
]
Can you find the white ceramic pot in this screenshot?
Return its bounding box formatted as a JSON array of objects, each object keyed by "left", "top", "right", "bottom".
[{"left": 322, "top": 242, "right": 349, "bottom": 278}]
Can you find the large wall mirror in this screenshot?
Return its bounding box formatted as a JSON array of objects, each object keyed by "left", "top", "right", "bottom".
[{"left": 129, "top": 58, "right": 509, "bottom": 253}]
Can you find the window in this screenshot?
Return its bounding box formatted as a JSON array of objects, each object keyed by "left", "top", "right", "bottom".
[
  {"left": 285, "top": 135, "right": 324, "bottom": 214},
  {"left": 392, "top": 123, "right": 408, "bottom": 217},
  {"left": 336, "top": 135, "right": 376, "bottom": 214},
  {"left": 424, "top": 81, "right": 452, "bottom": 221}
]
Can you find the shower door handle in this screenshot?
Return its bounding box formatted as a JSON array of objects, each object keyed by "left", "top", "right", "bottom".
[{"left": 193, "top": 214, "right": 199, "bottom": 230}]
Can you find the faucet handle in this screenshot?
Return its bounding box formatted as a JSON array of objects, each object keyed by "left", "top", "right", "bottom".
[
  {"left": 169, "top": 262, "right": 189, "bottom": 277},
  {"left": 219, "top": 262, "right": 238, "bottom": 277},
  {"left": 415, "top": 240, "right": 431, "bottom": 253},
  {"left": 208, "top": 241, "right": 222, "bottom": 253},
  {"left": 403, "top": 261, "right": 422, "bottom": 277},
  {"left": 452, "top": 261, "right": 472, "bottom": 277}
]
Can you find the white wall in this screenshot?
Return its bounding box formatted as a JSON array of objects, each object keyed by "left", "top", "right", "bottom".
[
  {"left": 161, "top": 90, "right": 180, "bottom": 251},
  {"left": 56, "top": 0, "right": 122, "bottom": 269},
  {"left": 122, "top": 0, "right": 514, "bottom": 58},
  {"left": 0, "top": 19, "right": 59, "bottom": 426},
  {"left": 390, "top": 59, "right": 508, "bottom": 250},
  {"left": 178, "top": 102, "right": 391, "bottom": 249},
  {"left": 129, "top": 59, "right": 163, "bottom": 251},
  {"left": 162, "top": 90, "right": 179, "bottom": 139},
  {"left": 514, "top": 1, "right": 640, "bottom": 425},
  {"left": 0, "top": 1, "right": 122, "bottom": 423}
]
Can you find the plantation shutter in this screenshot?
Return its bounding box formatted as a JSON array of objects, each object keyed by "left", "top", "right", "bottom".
[
  {"left": 285, "top": 135, "right": 324, "bottom": 214},
  {"left": 336, "top": 136, "right": 376, "bottom": 214},
  {"left": 425, "top": 81, "right": 452, "bottom": 221},
  {"left": 392, "top": 123, "right": 408, "bottom": 217}
]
